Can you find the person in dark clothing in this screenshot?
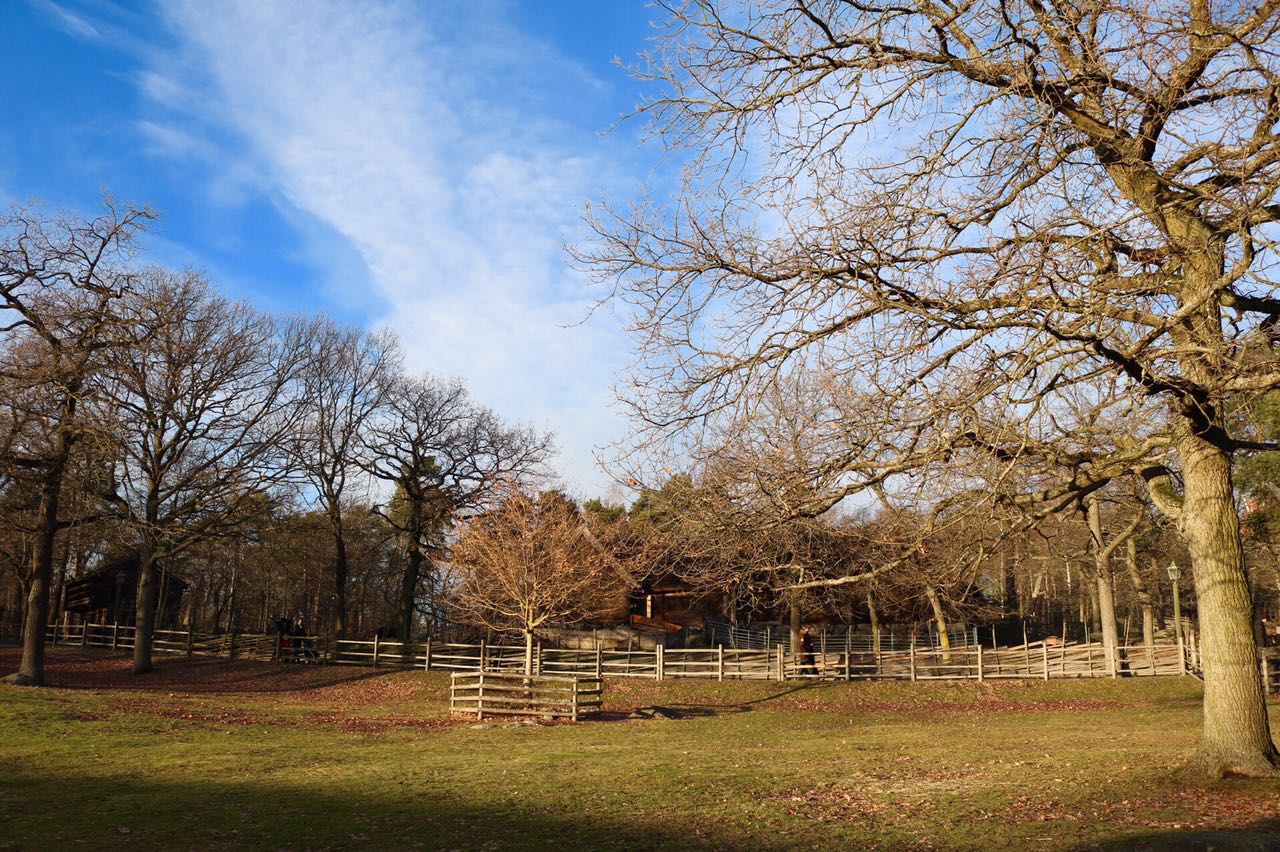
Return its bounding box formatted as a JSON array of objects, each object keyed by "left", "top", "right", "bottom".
[{"left": 800, "top": 627, "right": 819, "bottom": 677}]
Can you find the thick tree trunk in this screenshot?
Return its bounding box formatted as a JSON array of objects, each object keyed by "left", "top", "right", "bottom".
[
  {"left": 1085, "top": 499, "right": 1120, "bottom": 674},
  {"left": 333, "top": 528, "right": 349, "bottom": 640},
  {"left": 399, "top": 547, "right": 422, "bottom": 643},
  {"left": 11, "top": 459, "right": 68, "bottom": 686},
  {"left": 1179, "top": 434, "right": 1279, "bottom": 777},
  {"left": 132, "top": 543, "right": 157, "bottom": 675},
  {"left": 1097, "top": 574, "right": 1120, "bottom": 674}
]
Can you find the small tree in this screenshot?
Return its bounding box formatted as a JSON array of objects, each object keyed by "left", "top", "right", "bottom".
[{"left": 450, "top": 491, "right": 625, "bottom": 674}]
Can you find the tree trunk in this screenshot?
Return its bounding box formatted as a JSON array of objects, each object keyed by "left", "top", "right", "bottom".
[
  {"left": 789, "top": 595, "right": 801, "bottom": 653},
  {"left": 399, "top": 547, "right": 422, "bottom": 643},
  {"left": 1124, "top": 540, "right": 1155, "bottom": 652},
  {"left": 924, "top": 585, "right": 951, "bottom": 663},
  {"left": 866, "top": 591, "right": 880, "bottom": 653},
  {"left": 333, "top": 528, "right": 349, "bottom": 639},
  {"left": 1179, "top": 434, "right": 1279, "bottom": 777},
  {"left": 1085, "top": 497, "right": 1121, "bottom": 674},
  {"left": 11, "top": 456, "right": 69, "bottom": 686},
  {"left": 524, "top": 630, "right": 534, "bottom": 676},
  {"left": 1088, "top": 581, "right": 1101, "bottom": 637},
  {"left": 132, "top": 543, "right": 157, "bottom": 674}
]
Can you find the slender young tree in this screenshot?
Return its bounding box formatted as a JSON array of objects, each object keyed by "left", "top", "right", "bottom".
[
  {"left": 583, "top": 1, "right": 1280, "bottom": 776},
  {"left": 291, "top": 321, "right": 399, "bottom": 639}
]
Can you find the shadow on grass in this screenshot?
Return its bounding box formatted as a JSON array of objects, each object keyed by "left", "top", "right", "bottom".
[
  {"left": 0, "top": 769, "right": 770, "bottom": 851},
  {"left": 598, "top": 681, "right": 822, "bottom": 721},
  {"left": 0, "top": 647, "right": 397, "bottom": 695},
  {"left": 1081, "top": 818, "right": 1280, "bottom": 851}
]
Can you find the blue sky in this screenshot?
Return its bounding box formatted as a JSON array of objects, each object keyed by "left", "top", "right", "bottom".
[{"left": 1, "top": 0, "right": 662, "bottom": 497}]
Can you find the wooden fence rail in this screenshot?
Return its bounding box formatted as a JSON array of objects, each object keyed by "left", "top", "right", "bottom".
[
  {"left": 449, "top": 672, "right": 603, "bottom": 721},
  {"left": 42, "top": 623, "right": 1278, "bottom": 691}
]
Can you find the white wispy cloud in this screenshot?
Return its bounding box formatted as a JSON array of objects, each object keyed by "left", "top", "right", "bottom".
[
  {"left": 140, "top": 0, "right": 635, "bottom": 496},
  {"left": 34, "top": 0, "right": 100, "bottom": 40}
]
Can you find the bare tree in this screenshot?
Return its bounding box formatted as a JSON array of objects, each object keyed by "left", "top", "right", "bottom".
[
  {"left": 95, "top": 271, "right": 307, "bottom": 674},
  {"left": 363, "top": 373, "right": 553, "bottom": 642},
  {"left": 450, "top": 490, "right": 625, "bottom": 674},
  {"left": 581, "top": 1, "right": 1280, "bottom": 775},
  {"left": 0, "top": 203, "right": 152, "bottom": 685},
  {"left": 290, "top": 321, "right": 399, "bottom": 639}
]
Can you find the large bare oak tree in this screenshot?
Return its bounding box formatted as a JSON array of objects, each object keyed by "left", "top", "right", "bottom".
[
  {"left": 581, "top": 0, "right": 1280, "bottom": 776},
  {"left": 0, "top": 203, "right": 151, "bottom": 685}
]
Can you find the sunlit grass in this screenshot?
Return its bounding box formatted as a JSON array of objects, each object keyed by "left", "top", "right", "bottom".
[{"left": 2, "top": 649, "right": 1278, "bottom": 850}]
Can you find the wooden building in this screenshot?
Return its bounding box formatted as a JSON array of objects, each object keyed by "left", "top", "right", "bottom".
[{"left": 63, "top": 557, "right": 188, "bottom": 628}]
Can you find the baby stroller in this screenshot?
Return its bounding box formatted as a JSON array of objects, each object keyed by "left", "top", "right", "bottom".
[{"left": 275, "top": 617, "right": 320, "bottom": 663}]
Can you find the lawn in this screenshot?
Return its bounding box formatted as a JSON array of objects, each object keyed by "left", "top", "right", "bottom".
[{"left": 2, "top": 648, "right": 1279, "bottom": 850}]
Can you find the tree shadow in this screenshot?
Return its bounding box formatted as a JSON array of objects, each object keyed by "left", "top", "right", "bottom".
[
  {"left": 1081, "top": 818, "right": 1280, "bottom": 851},
  {"left": 0, "top": 648, "right": 398, "bottom": 694},
  {"left": 0, "top": 769, "right": 779, "bottom": 851},
  {"left": 597, "top": 681, "right": 822, "bottom": 721}
]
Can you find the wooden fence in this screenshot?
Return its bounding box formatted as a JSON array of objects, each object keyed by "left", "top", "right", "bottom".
[
  {"left": 42, "top": 622, "right": 1280, "bottom": 690},
  {"left": 449, "top": 672, "right": 603, "bottom": 721},
  {"left": 45, "top": 623, "right": 317, "bottom": 662}
]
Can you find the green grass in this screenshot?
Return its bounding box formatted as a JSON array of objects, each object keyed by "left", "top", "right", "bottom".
[{"left": 2, "top": 649, "right": 1279, "bottom": 850}]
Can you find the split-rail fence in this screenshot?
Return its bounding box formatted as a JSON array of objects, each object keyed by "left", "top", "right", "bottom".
[{"left": 42, "top": 621, "right": 1280, "bottom": 690}]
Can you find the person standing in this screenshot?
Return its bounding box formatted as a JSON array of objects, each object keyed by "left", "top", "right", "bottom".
[{"left": 800, "top": 627, "right": 818, "bottom": 677}]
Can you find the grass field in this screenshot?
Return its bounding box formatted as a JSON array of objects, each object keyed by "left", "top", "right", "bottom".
[{"left": 3, "top": 648, "right": 1280, "bottom": 850}]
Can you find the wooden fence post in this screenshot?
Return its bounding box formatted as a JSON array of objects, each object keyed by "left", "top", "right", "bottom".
[
  {"left": 977, "top": 644, "right": 984, "bottom": 682},
  {"left": 776, "top": 644, "right": 784, "bottom": 680},
  {"left": 717, "top": 644, "right": 724, "bottom": 681},
  {"left": 1261, "top": 652, "right": 1270, "bottom": 694},
  {"left": 572, "top": 678, "right": 580, "bottom": 723},
  {"left": 536, "top": 641, "right": 544, "bottom": 676},
  {"left": 372, "top": 634, "right": 381, "bottom": 668},
  {"left": 1042, "top": 643, "right": 1050, "bottom": 681},
  {"left": 186, "top": 628, "right": 194, "bottom": 658},
  {"left": 424, "top": 638, "right": 433, "bottom": 671},
  {"left": 479, "top": 638, "right": 487, "bottom": 672},
  {"left": 909, "top": 640, "right": 917, "bottom": 682},
  {"left": 112, "top": 621, "right": 119, "bottom": 651},
  {"left": 229, "top": 630, "right": 237, "bottom": 659},
  {"left": 845, "top": 631, "right": 852, "bottom": 682},
  {"left": 655, "top": 643, "right": 664, "bottom": 681},
  {"left": 596, "top": 641, "right": 603, "bottom": 679},
  {"left": 80, "top": 623, "right": 88, "bottom": 649}
]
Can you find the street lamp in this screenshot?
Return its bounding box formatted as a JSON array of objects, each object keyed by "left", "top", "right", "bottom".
[{"left": 1167, "top": 561, "right": 1182, "bottom": 646}]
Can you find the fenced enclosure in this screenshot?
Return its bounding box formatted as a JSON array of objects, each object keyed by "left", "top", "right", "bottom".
[
  {"left": 449, "top": 672, "right": 602, "bottom": 720},
  {"left": 42, "top": 621, "right": 1280, "bottom": 691},
  {"left": 704, "top": 619, "right": 978, "bottom": 653}
]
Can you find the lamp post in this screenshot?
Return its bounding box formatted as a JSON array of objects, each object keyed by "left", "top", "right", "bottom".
[{"left": 1167, "top": 561, "right": 1182, "bottom": 646}]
